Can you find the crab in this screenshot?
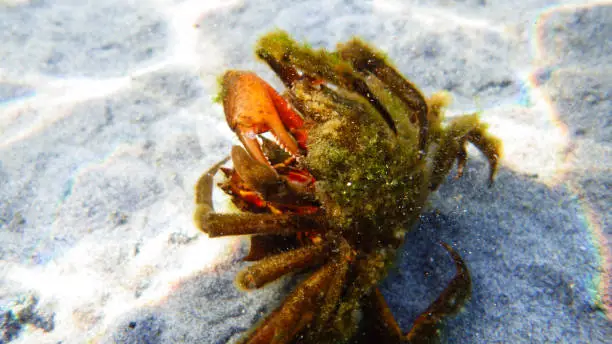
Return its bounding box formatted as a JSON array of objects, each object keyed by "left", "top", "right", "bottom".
[{"left": 194, "top": 30, "right": 502, "bottom": 344}]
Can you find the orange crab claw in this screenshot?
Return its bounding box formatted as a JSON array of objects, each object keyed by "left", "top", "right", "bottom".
[{"left": 221, "top": 71, "right": 306, "bottom": 165}]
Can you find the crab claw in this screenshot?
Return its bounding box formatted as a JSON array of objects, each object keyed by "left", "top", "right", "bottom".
[
  {"left": 231, "top": 146, "right": 316, "bottom": 207},
  {"left": 221, "top": 71, "right": 305, "bottom": 165}
]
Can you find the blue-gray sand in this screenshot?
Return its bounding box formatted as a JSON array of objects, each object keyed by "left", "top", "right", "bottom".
[{"left": 0, "top": 0, "right": 610, "bottom": 343}]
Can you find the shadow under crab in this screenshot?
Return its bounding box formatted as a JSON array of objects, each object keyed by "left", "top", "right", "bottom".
[{"left": 194, "top": 30, "right": 502, "bottom": 344}]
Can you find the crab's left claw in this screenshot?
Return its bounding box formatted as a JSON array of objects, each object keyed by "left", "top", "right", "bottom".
[
  {"left": 230, "top": 145, "right": 317, "bottom": 209},
  {"left": 221, "top": 71, "right": 306, "bottom": 165}
]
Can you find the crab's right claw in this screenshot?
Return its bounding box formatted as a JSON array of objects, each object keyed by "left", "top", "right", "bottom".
[{"left": 221, "top": 71, "right": 305, "bottom": 165}]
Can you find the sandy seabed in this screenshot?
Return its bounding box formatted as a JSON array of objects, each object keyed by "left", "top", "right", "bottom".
[{"left": 1, "top": 0, "right": 610, "bottom": 343}]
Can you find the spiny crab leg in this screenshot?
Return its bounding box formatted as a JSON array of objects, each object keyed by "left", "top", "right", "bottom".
[{"left": 221, "top": 71, "right": 305, "bottom": 165}]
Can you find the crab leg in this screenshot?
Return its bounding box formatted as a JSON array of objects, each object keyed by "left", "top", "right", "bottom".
[
  {"left": 429, "top": 114, "right": 502, "bottom": 190},
  {"left": 329, "top": 250, "right": 394, "bottom": 342},
  {"left": 237, "top": 242, "right": 331, "bottom": 289},
  {"left": 242, "top": 235, "right": 301, "bottom": 262},
  {"left": 200, "top": 213, "right": 325, "bottom": 237},
  {"left": 301, "top": 238, "right": 351, "bottom": 342},
  {"left": 194, "top": 150, "right": 325, "bottom": 237},
  {"left": 358, "top": 242, "right": 471, "bottom": 344},
  {"left": 357, "top": 288, "right": 404, "bottom": 343},
  {"left": 338, "top": 39, "right": 430, "bottom": 156},
  {"left": 405, "top": 242, "right": 472, "bottom": 343},
  {"left": 461, "top": 125, "right": 502, "bottom": 187},
  {"left": 221, "top": 71, "right": 303, "bottom": 164},
  {"left": 240, "top": 259, "right": 339, "bottom": 344},
  {"left": 256, "top": 31, "right": 398, "bottom": 135},
  {"left": 193, "top": 156, "right": 230, "bottom": 230}
]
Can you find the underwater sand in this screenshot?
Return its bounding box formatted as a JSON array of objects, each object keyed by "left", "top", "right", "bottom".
[{"left": 0, "top": 0, "right": 610, "bottom": 343}]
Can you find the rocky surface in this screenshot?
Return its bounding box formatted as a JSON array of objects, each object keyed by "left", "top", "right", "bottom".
[{"left": 0, "top": 0, "right": 610, "bottom": 343}]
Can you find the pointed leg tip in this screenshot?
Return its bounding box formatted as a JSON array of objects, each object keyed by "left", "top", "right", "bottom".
[
  {"left": 438, "top": 242, "right": 470, "bottom": 280},
  {"left": 405, "top": 242, "right": 472, "bottom": 343}
]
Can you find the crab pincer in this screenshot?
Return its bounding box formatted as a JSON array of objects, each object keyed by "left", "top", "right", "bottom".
[{"left": 221, "top": 71, "right": 306, "bottom": 165}]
